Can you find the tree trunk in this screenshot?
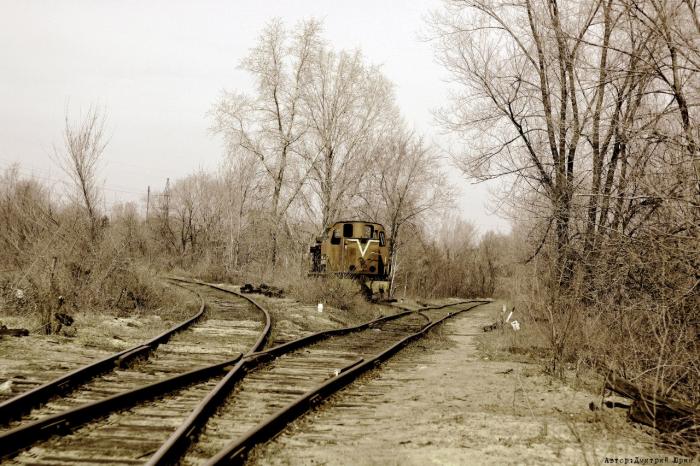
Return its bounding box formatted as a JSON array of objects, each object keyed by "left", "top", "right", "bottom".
[
  {"left": 271, "top": 169, "right": 283, "bottom": 268},
  {"left": 605, "top": 373, "right": 699, "bottom": 435}
]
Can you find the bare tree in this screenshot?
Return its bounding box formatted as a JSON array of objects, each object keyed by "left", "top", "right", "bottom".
[
  {"left": 55, "top": 106, "right": 108, "bottom": 241},
  {"left": 220, "top": 149, "right": 263, "bottom": 270},
  {"left": 431, "top": 0, "right": 698, "bottom": 269},
  {"left": 431, "top": 0, "right": 700, "bottom": 415},
  {"left": 358, "top": 128, "right": 452, "bottom": 294},
  {"left": 212, "top": 19, "right": 321, "bottom": 267},
  {"left": 302, "top": 48, "right": 395, "bottom": 231},
  {"left": 0, "top": 165, "right": 56, "bottom": 269},
  {"left": 162, "top": 171, "right": 223, "bottom": 259},
  {"left": 430, "top": 0, "right": 610, "bottom": 282}
]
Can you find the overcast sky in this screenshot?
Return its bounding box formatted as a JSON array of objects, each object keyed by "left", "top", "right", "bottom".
[{"left": 0, "top": 0, "right": 510, "bottom": 233}]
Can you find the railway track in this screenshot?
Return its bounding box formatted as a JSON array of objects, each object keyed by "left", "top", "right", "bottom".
[
  {"left": 0, "top": 280, "right": 271, "bottom": 463},
  {"left": 184, "top": 301, "right": 488, "bottom": 466},
  {"left": 1, "top": 280, "right": 489, "bottom": 465},
  {"left": 0, "top": 345, "right": 119, "bottom": 406},
  {"left": 0, "top": 282, "right": 206, "bottom": 420}
]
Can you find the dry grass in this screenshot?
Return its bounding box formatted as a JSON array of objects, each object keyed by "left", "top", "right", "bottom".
[
  {"left": 275, "top": 273, "right": 377, "bottom": 323},
  {"left": 477, "top": 306, "right": 551, "bottom": 364},
  {"left": 498, "top": 260, "right": 700, "bottom": 458}
]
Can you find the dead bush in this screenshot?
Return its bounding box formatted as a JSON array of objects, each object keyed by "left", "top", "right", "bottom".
[{"left": 287, "top": 275, "right": 367, "bottom": 313}]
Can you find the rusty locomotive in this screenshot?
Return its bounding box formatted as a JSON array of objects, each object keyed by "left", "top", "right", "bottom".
[{"left": 309, "top": 220, "right": 391, "bottom": 297}]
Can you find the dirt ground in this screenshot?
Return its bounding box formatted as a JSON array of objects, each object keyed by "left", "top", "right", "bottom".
[
  {"left": 0, "top": 311, "right": 175, "bottom": 402},
  {"left": 1, "top": 292, "right": 692, "bottom": 465},
  {"left": 0, "top": 284, "right": 371, "bottom": 403},
  {"left": 212, "top": 283, "right": 405, "bottom": 344},
  {"left": 251, "top": 301, "right": 686, "bottom": 466}
]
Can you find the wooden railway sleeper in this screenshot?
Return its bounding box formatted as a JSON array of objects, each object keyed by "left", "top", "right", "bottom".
[
  {"left": 206, "top": 301, "right": 489, "bottom": 466},
  {"left": 0, "top": 352, "right": 244, "bottom": 459},
  {"left": 147, "top": 295, "right": 469, "bottom": 466},
  {"left": 0, "top": 284, "right": 206, "bottom": 423}
]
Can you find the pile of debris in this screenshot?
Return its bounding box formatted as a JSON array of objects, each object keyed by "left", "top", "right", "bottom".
[
  {"left": 605, "top": 372, "right": 699, "bottom": 452},
  {"left": 240, "top": 283, "right": 285, "bottom": 298},
  {"left": 0, "top": 323, "right": 28, "bottom": 337}
]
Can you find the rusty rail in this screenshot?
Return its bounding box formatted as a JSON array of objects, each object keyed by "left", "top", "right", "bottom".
[
  {"left": 0, "top": 353, "right": 242, "bottom": 458},
  {"left": 206, "top": 301, "right": 488, "bottom": 466},
  {"left": 1, "top": 276, "right": 489, "bottom": 464},
  {"left": 145, "top": 280, "right": 273, "bottom": 465},
  {"left": 145, "top": 298, "right": 432, "bottom": 465},
  {"left": 0, "top": 280, "right": 206, "bottom": 423},
  {"left": 0, "top": 279, "right": 272, "bottom": 460}
]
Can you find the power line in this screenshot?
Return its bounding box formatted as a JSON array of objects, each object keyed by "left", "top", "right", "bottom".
[{"left": 0, "top": 159, "right": 172, "bottom": 197}]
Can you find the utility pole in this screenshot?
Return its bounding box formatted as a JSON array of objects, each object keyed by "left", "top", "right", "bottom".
[
  {"left": 164, "top": 178, "right": 170, "bottom": 221},
  {"left": 146, "top": 185, "right": 150, "bottom": 220}
]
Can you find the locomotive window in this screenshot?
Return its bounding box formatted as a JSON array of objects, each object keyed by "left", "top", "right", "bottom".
[
  {"left": 363, "top": 225, "right": 373, "bottom": 239},
  {"left": 330, "top": 229, "right": 341, "bottom": 245},
  {"left": 343, "top": 223, "right": 354, "bottom": 237},
  {"left": 379, "top": 231, "right": 385, "bottom": 246}
]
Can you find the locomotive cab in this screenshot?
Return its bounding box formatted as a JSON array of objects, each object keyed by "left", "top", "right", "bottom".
[{"left": 310, "top": 220, "right": 391, "bottom": 296}]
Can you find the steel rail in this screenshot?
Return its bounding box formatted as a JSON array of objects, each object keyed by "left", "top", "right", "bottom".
[
  {"left": 0, "top": 279, "right": 272, "bottom": 460},
  {"left": 0, "top": 281, "right": 206, "bottom": 423},
  {"left": 149, "top": 289, "right": 490, "bottom": 466},
  {"left": 391, "top": 299, "right": 490, "bottom": 313},
  {"left": 143, "top": 280, "right": 274, "bottom": 466},
  {"left": 206, "top": 301, "right": 489, "bottom": 466},
  {"left": 145, "top": 289, "right": 457, "bottom": 465},
  {"left": 0, "top": 274, "right": 487, "bottom": 462},
  {"left": 0, "top": 353, "right": 243, "bottom": 458}
]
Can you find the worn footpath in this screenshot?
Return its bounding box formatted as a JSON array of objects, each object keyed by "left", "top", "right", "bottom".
[{"left": 253, "top": 301, "right": 665, "bottom": 466}]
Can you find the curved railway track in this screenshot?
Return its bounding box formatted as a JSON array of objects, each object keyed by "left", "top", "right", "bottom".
[
  {"left": 0, "top": 280, "right": 272, "bottom": 463},
  {"left": 180, "top": 301, "right": 488, "bottom": 466},
  {"left": 1, "top": 280, "right": 489, "bottom": 466},
  {"left": 0, "top": 282, "right": 206, "bottom": 420}
]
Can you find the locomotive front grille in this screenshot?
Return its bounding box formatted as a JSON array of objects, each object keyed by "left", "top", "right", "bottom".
[{"left": 310, "top": 221, "right": 390, "bottom": 280}]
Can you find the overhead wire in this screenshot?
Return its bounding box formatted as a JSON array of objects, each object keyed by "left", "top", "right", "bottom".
[{"left": 0, "top": 159, "right": 166, "bottom": 197}]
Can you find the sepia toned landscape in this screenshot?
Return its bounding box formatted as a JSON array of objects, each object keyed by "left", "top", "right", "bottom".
[{"left": 0, "top": 1, "right": 698, "bottom": 464}]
